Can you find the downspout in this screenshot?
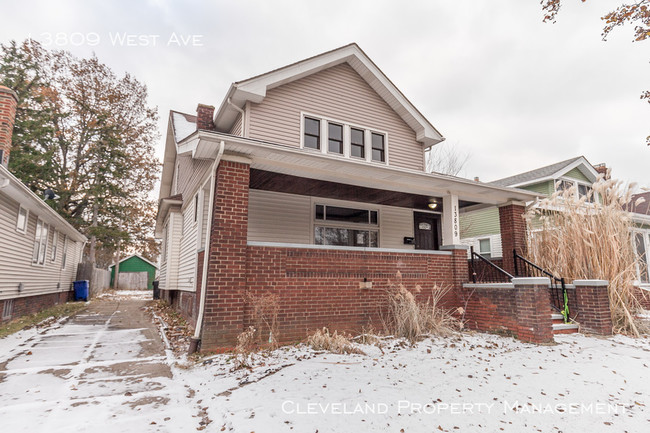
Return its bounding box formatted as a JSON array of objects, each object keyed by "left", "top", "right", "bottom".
[
  {"left": 189, "top": 140, "right": 225, "bottom": 354},
  {"left": 227, "top": 97, "right": 245, "bottom": 137}
]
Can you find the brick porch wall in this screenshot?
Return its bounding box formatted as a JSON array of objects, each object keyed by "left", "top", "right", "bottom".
[
  {"left": 1, "top": 291, "right": 73, "bottom": 324},
  {"left": 243, "top": 246, "right": 467, "bottom": 345},
  {"left": 499, "top": 202, "right": 527, "bottom": 276}
]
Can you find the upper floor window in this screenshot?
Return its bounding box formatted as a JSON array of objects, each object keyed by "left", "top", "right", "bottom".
[
  {"left": 351, "top": 128, "right": 365, "bottom": 159},
  {"left": 303, "top": 117, "right": 321, "bottom": 150},
  {"left": 371, "top": 132, "right": 385, "bottom": 162},
  {"left": 556, "top": 178, "right": 596, "bottom": 203},
  {"left": 301, "top": 113, "right": 388, "bottom": 164},
  {"left": 328, "top": 123, "right": 343, "bottom": 154}
]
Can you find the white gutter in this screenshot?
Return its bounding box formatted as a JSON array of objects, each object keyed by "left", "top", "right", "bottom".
[
  {"left": 227, "top": 97, "right": 245, "bottom": 136},
  {"left": 192, "top": 140, "right": 225, "bottom": 348}
]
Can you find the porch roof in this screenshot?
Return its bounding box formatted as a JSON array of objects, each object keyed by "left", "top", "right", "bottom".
[{"left": 176, "top": 130, "right": 538, "bottom": 208}]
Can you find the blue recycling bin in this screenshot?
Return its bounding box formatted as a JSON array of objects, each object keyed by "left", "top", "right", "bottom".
[{"left": 73, "top": 280, "right": 89, "bottom": 301}]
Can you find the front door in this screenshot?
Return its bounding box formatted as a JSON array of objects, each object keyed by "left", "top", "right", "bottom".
[{"left": 413, "top": 212, "right": 440, "bottom": 250}]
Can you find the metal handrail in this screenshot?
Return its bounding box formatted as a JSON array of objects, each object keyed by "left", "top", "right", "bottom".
[
  {"left": 470, "top": 246, "right": 513, "bottom": 283},
  {"left": 513, "top": 249, "right": 570, "bottom": 323}
]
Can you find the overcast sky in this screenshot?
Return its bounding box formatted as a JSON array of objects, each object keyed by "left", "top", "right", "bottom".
[{"left": 2, "top": 0, "right": 648, "bottom": 188}]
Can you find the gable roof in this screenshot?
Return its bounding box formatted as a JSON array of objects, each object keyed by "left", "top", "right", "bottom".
[
  {"left": 171, "top": 111, "right": 196, "bottom": 143},
  {"left": 110, "top": 254, "right": 158, "bottom": 269},
  {"left": 489, "top": 156, "right": 599, "bottom": 188},
  {"left": 213, "top": 43, "right": 445, "bottom": 147}
]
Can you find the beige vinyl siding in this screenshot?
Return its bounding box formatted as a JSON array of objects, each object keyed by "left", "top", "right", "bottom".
[
  {"left": 247, "top": 63, "right": 424, "bottom": 171},
  {"left": 0, "top": 193, "right": 82, "bottom": 300},
  {"left": 564, "top": 167, "right": 590, "bottom": 182},
  {"left": 175, "top": 155, "right": 213, "bottom": 200},
  {"left": 177, "top": 199, "right": 198, "bottom": 291},
  {"left": 248, "top": 189, "right": 418, "bottom": 250},
  {"left": 522, "top": 181, "right": 554, "bottom": 197},
  {"left": 460, "top": 207, "right": 500, "bottom": 238},
  {"left": 163, "top": 211, "right": 182, "bottom": 290},
  {"left": 248, "top": 190, "right": 311, "bottom": 244},
  {"left": 379, "top": 206, "right": 414, "bottom": 249},
  {"left": 229, "top": 113, "right": 243, "bottom": 136}
]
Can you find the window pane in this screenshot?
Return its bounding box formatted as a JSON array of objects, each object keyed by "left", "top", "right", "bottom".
[
  {"left": 328, "top": 139, "right": 343, "bottom": 154},
  {"left": 556, "top": 180, "right": 574, "bottom": 194},
  {"left": 479, "top": 239, "right": 491, "bottom": 258},
  {"left": 304, "top": 135, "right": 319, "bottom": 149},
  {"left": 351, "top": 144, "right": 364, "bottom": 158},
  {"left": 325, "top": 206, "right": 370, "bottom": 224},
  {"left": 351, "top": 128, "right": 364, "bottom": 145},
  {"left": 304, "top": 117, "right": 320, "bottom": 136},
  {"left": 315, "top": 204, "right": 324, "bottom": 220},
  {"left": 371, "top": 133, "right": 384, "bottom": 150},
  {"left": 315, "top": 226, "right": 378, "bottom": 248},
  {"left": 370, "top": 211, "right": 378, "bottom": 224},
  {"left": 328, "top": 123, "right": 342, "bottom": 141},
  {"left": 17, "top": 208, "right": 27, "bottom": 231},
  {"left": 372, "top": 148, "right": 384, "bottom": 162},
  {"left": 39, "top": 224, "right": 48, "bottom": 264}
]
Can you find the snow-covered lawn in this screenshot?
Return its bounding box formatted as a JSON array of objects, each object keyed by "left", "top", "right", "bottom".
[
  {"left": 181, "top": 333, "right": 650, "bottom": 432},
  {"left": 2, "top": 291, "right": 649, "bottom": 432}
]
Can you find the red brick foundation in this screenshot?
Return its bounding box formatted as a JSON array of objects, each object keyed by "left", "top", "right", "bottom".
[
  {"left": 0, "top": 291, "right": 73, "bottom": 324},
  {"left": 461, "top": 277, "right": 553, "bottom": 344},
  {"left": 573, "top": 280, "right": 612, "bottom": 335},
  {"left": 633, "top": 285, "right": 650, "bottom": 310}
]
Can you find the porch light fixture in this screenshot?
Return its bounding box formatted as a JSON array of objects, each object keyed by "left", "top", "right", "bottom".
[{"left": 428, "top": 199, "right": 438, "bottom": 210}]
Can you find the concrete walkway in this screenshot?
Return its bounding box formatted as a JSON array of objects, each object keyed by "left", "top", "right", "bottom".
[{"left": 0, "top": 298, "right": 198, "bottom": 432}]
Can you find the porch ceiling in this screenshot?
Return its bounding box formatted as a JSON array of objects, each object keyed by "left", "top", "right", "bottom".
[{"left": 178, "top": 131, "right": 539, "bottom": 206}]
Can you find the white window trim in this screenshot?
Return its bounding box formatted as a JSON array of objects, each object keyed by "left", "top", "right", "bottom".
[
  {"left": 478, "top": 237, "right": 492, "bottom": 258},
  {"left": 631, "top": 228, "right": 650, "bottom": 285},
  {"left": 61, "top": 235, "right": 68, "bottom": 270},
  {"left": 300, "top": 112, "right": 389, "bottom": 165},
  {"left": 51, "top": 230, "right": 58, "bottom": 262},
  {"left": 310, "top": 197, "right": 380, "bottom": 247},
  {"left": 16, "top": 205, "right": 28, "bottom": 234},
  {"left": 32, "top": 219, "right": 49, "bottom": 266}
]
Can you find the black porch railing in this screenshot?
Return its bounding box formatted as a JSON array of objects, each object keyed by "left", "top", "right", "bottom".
[
  {"left": 470, "top": 246, "right": 513, "bottom": 283},
  {"left": 513, "top": 249, "right": 570, "bottom": 323}
]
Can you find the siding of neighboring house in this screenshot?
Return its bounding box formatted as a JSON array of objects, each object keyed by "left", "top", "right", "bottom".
[
  {"left": 0, "top": 193, "right": 82, "bottom": 301},
  {"left": 247, "top": 63, "right": 424, "bottom": 171},
  {"left": 522, "top": 181, "right": 554, "bottom": 197},
  {"left": 461, "top": 207, "right": 500, "bottom": 238},
  {"left": 247, "top": 189, "right": 416, "bottom": 250},
  {"left": 564, "top": 167, "right": 590, "bottom": 182}
]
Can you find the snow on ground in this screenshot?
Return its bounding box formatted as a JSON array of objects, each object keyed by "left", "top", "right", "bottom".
[
  {"left": 181, "top": 333, "right": 650, "bottom": 432},
  {"left": 98, "top": 289, "right": 152, "bottom": 300},
  {"left": 2, "top": 296, "right": 650, "bottom": 432}
]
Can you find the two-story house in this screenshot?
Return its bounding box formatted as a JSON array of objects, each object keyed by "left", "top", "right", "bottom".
[{"left": 155, "top": 44, "right": 537, "bottom": 351}]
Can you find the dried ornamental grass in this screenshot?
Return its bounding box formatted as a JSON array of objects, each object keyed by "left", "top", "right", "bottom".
[
  {"left": 525, "top": 175, "right": 648, "bottom": 336},
  {"left": 383, "top": 272, "right": 461, "bottom": 342},
  {"left": 307, "top": 328, "right": 365, "bottom": 354}
]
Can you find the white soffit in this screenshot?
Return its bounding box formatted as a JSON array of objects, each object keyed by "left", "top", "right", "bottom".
[{"left": 213, "top": 43, "right": 444, "bottom": 147}]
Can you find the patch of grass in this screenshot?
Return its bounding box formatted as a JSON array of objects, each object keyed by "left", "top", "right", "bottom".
[
  {"left": 307, "top": 327, "right": 365, "bottom": 355},
  {"left": 0, "top": 302, "right": 87, "bottom": 338}
]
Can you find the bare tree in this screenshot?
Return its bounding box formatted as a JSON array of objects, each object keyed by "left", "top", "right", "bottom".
[{"left": 425, "top": 141, "right": 471, "bottom": 176}]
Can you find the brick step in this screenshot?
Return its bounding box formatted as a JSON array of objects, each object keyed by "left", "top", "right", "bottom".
[{"left": 551, "top": 312, "right": 579, "bottom": 334}]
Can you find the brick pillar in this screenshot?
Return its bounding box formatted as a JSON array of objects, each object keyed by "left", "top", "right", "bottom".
[
  {"left": 441, "top": 245, "right": 470, "bottom": 289},
  {"left": 573, "top": 280, "right": 612, "bottom": 335},
  {"left": 196, "top": 103, "right": 215, "bottom": 130},
  {"left": 200, "top": 159, "right": 250, "bottom": 350},
  {"left": 0, "top": 85, "right": 18, "bottom": 167},
  {"left": 512, "top": 277, "right": 553, "bottom": 343},
  {"left": 498, "top": 201, "right": 527, "bottom": 276}
]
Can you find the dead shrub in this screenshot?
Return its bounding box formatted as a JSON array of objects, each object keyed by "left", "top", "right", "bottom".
[
  {"left": 526, "top": 175, "right": 649, "bottom": 336},
  {"left": 383, "top": 271, "right": 461, "bottom": 342},
  {"left": 244, "top": 291, "right": 280, "bottom": 348},
  {"left": 233, "top": 326, "right": 257, "bottom": 370},
  {"left": 307, "top": 327, "right": 365, "bottom": 355}
]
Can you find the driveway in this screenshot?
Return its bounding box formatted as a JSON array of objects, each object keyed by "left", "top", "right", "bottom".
[{"left": 0, "top": 298, "right": 198, "bottom": 432}]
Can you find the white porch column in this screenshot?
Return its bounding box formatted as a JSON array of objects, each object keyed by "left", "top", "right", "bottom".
[{"left": 442, "top": 193, "right": 460, "bottom": 246}]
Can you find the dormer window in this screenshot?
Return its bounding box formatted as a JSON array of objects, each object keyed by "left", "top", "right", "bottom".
[
  {"left": 303, "top": 117, "right": 321, "bottom": 150},
  {"left": 556, "top": 178, "right": 596, "bottom": 203},
  {"left": 301, "top": 113, "right": 388, "bottom": 164},
  {"left": 328, "top": 123, "right": 343, "bottom": 154}
]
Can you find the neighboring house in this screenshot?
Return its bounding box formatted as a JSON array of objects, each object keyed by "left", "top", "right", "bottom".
[
  {"left": 156, "top": 43, "right": 538, "bottom": 350},
  {"left": 110, "top": 254, "right": 158, "bottom": 290},
  {"left": 0, "top": 86, "right": 86, "bottom": 323},
  {"left": 461, "top": 156, "right": 602, "bottom": 259}
]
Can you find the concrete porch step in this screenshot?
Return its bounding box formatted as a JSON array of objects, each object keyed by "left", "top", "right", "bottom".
[{"left": 551, "top": 313, "right": 579, "bottom": 334}]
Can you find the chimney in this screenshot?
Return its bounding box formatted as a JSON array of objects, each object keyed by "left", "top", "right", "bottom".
[
  {"left": 474, "top": 176, "right": 480, "bottom": 182},
  {"left": 0, "top": 86, "right": 18, "bottom": 167},
  {"left": 593, "top": 163, "right": 610, "bottom": 180},
  {"left": 196, "top": 104, "right": 215, "bottom": 130}
]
